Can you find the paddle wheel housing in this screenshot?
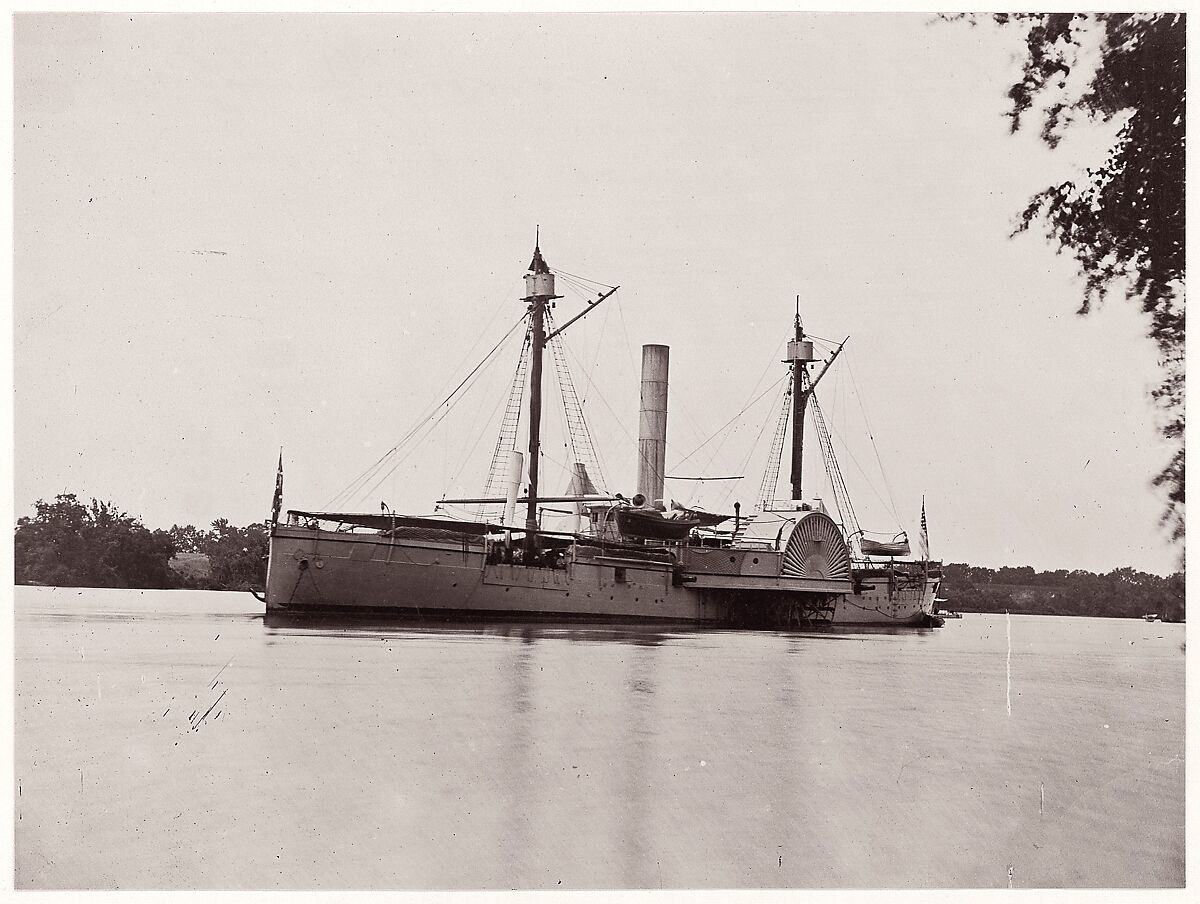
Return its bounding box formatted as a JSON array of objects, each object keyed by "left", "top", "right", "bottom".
[{"left": 780, "top": 511, "right": 852, "bottom": 581}]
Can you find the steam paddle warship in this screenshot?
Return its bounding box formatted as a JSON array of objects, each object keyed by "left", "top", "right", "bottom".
[{"left": 263, "top": 241, "right": 941, "bottom": 627}]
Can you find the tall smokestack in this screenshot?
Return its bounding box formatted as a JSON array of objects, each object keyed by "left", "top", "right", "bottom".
[{"left": 637, "top": 344, "right": 669, "bottom": 505}]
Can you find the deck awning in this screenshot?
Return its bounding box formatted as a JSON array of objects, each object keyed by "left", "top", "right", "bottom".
[{"left": 286, "top": 510, "right": 495, "bottom": 536}]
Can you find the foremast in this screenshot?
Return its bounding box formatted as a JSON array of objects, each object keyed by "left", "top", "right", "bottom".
[{"left": 523, "top": 241, "right": 561, "bottom": 552}]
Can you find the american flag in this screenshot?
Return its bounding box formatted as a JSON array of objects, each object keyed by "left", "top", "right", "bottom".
[
  {"left": 271, "top": 451, "right": 284, "bottom": 524},
  {"left": 917, "top": 496, "right": 929, "bottom": 560}
]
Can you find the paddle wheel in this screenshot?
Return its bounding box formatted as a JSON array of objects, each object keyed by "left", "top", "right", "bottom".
[
  {"left": 778, "top": 510, "right": 849, "bottom": 624},
  {"left": 781, "top": 510, "right": 851, "bottom": 580}
]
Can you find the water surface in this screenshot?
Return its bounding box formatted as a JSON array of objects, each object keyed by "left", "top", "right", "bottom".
[{"left": 14, "top": 586, "right": 1184, "bottom": 889}]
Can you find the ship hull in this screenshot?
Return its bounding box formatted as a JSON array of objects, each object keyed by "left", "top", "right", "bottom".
[
  {"left": 264, "top": 525, "right": 861, "bottom": 628},
  {"left": 835, "top": 582, "right": 939, "bottom": 625},
  {"left": 835, "top": 565, "right": 941, "bottom": 626}
]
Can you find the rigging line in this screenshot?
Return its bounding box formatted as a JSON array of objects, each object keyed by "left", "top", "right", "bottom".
[
  {"left": 670, "top": 391, "right": 717, "bottom": 489},
  {"left": 550, "top": 333, "right": 614, "bottom": 490},
  {"left": 681, "top": 331, "right": 792, "bottom": 461},
  {"left": 810, "top": 389, "right": 861, "bottom": 538},
  {"left": 611, "top": 288, "right": 639, "bottom": 372},
  {"left": 391, "top": 283, "right": 519, "bottom": 448},
  {"left": 336, "top": 378, "right": 500, "bottom": 512},
  {"left": 688, "top": 342, "right": 784, "bottom": 487},
  {"left": 836, "top": 365, "right": 851, "bottom": 493},
  {"left": 756, "top": 372, "right": 793, "bottom": 509},
  {"left": 691, "top": 423, "right": 739, "bottom": 505},
  {"left": 603, "top": 290, "right": 666, "bottom": 485},
  {"left": 815, "top": 396, "right": 872, "bottom": 527},
  {"left": 557, "top": 408, "right": 574, "bottom": 498},
  {"left": 553, "top": 273, "right": 597, "bottom": 303},
  {"left": 355, "top": 349, "right": 506, "bottom": 507},
  {"left": 556, "top": 334, "right": 640, "bottom": 473},
  {"left": 351, "top": 320, "right": 528, "bottom": 506},
  {"left": 579, "top": 292, "right": 612, "bottom": 409},
  {"left": 546, "top": 315, "right": 574, "bottom": 493},
  {"left": 323, "top": 312, "right": 529, "bottom": 509},
  {"left": 551, "top": 275, "right": 625, "bottom": 347},
  {"left": 716, "top": 376, "right": 781, "bottom": 511},
  {"left": 844, "top": 352, "right": 902, "bottom": 522},
  {"left": 446, "top": 329, "right": 518, "bottom": 488},
  {"left": 443, "top": 368, "right": 513, "bottom": 498},
  {"left": 546, "top": 278, "right": 621, "bottom": 342},
  {"left": 553, "top": 310, "right": 694, "bottom": 491},
  {"left": 528, "top": 443, "right": 582, "bottom": 480},
  {"left": 553, "top": 269, "right": 604, "bottom": 293},
  {"left": 830, "top": 368, "right": 844, "bottom": 508},
  {"left": 659, "top": 333, "right": 789, "bottom": 485},
  {"left": 331, "top": 362, "right": 504, "bottom": 509},
  {"left": 441, "top": 284, "right": 519, "bottom": 386},
  {"left": 681, "top": 376, "right": 783, "bottom": 486},
  {"left": 476, "top": 325, "right": 533, "bottom": 519},
  {"left": 553, "top": 271, "right": 610, "bottom": 305},
  {"left": 550, "top": 267, "right": 615, "bottom": 290},
  {"left": 819, "top": 399, "right": 894, "bottom": 526},
  {"left": 546, "top": 309, "right": 609, "bottom": 491},
  {"left": 664, "top": 385, "right": 722, "bottom": 506},
  {"left": 670, "top": 372, "right": 789, "bottom": 473},
  {"left": 553, "top": 273, "right": 613, "bottom": 294}
]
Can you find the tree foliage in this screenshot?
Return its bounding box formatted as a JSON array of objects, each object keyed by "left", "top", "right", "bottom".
[
  {"left": 168, "top": 523, "right": 208, "bottom": 554},
  {"left": 14, "top": 494, "right": 178, "bottom": 589},
  {"left": 165, "top": 519, "right": 268, "bottom": 589},
  {"left": 14, "top": 495, "right": 270, "bottom": 592},
  {"left": 203, "top": 519, "right": 269, "bottom": 591},
  {"left": 943, "top": 561, "right": 1184, "bottom": 621},
  {"left": 996, "top": 13, "right": 1185, "bottom": 545}
]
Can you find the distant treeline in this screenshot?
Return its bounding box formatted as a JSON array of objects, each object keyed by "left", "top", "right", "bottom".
[
  {"left": 13, "top": 494, "right": 1186, "bottom": 620},
  {"left": 941, "top": 563, "right": 1185, "bottom": 621},
  {"left": 14, "top": 494, "right": 267, "bottom": 591}
]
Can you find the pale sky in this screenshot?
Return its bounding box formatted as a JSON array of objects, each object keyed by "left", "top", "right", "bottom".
[{"left": 13, "top": 12, "right": 1180, "bottom": 575}]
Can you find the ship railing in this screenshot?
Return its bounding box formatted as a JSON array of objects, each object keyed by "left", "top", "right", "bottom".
[{"left": 851, "top": 557, "right": 943, "bottom": 578}]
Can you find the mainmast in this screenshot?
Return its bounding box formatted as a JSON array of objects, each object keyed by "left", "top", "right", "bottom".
[
  {"left": 783, "top": 297, "right": 846, "bottom": 502},
  {"left": 522, "top": 238, "right": 561, "bottom": 549},
  {"left": 785, "top": 297, "right": 816, "bottom": 500}
]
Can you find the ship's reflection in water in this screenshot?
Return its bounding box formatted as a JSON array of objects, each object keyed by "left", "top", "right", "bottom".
[
  {"left": 252, "top": 608, "right": 1180, "bottom": 889},
  {"left": 257, "top": 611, "right": 954, "bottom": 887},
  {"left": 262, "top": 609, "right": 940, "bottom": 642},
  {"left": 265, "top": 610, "right": 689, "bottom": 644},
  {"left": 15, "top": 588, "right": 1184, "bottom": 890}
]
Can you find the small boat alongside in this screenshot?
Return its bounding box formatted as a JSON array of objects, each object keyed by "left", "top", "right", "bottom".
[{"left": 933, "top": 598, "right": 963, "bottom": 619}]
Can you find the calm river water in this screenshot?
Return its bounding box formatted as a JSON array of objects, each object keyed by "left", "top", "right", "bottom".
[{"left": 14, "top": 585, "right": 1184, "bottom": 889}]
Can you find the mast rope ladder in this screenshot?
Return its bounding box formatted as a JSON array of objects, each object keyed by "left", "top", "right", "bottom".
[
  {"left": 476, "top": 322, "right": 534, "bottom": 521},
  {"left": 808, "top": 380, "right": 862, "bottom": 542},
  {"left": 756, "top": 371, "right": 793, "bottom": 510},
  {"left": 545, "top": 308, "right": 609, "bottom": 493}
]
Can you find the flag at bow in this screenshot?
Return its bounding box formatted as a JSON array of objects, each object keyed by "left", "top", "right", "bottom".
[
  {"left": 916, "top": 496, "right": 929, "bottom": 561},
  {"left": 271, "top": 450, "right": 284, "bottom": 524}
]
